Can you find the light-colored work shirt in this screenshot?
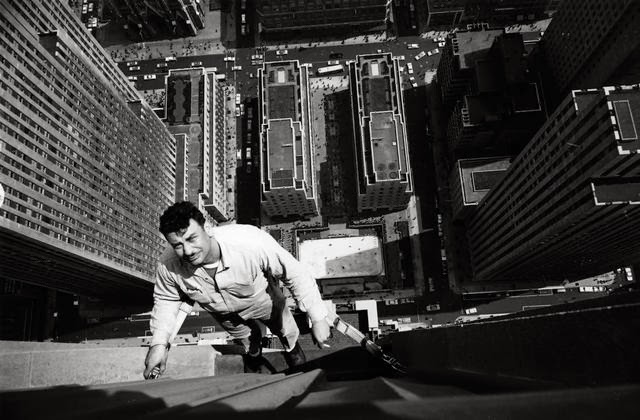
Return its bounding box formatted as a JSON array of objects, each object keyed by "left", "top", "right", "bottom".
[{"left": 149, "top": 224, "right": 327, "bottom": 346}]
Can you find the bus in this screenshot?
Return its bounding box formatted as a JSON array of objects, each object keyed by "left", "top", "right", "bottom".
[
  {"left": 454, "top": 313, "right": 509, "bottom": 324},
  {"left": 317, "top": 64, "right": 344, "bottom": 75}
]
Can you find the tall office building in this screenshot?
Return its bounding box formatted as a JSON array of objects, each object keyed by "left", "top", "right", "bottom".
[
  {"left": 258, "top": 60, "right": 318, "bottom": 217},
  {"left": 540, "top": 0, "right": 640, "bottom": 108},
  {"left": 256, "top": 0, "right": 388, "bottom": 39},
  {"left": 165, "top": 68, "right": 230, "bottom": 223},
  {"left": 437, "top": 26, "right": 505, "bottom": 110},
  {"left": 105, "top": 0, "right": 205, "bottom": 40},
  {"left": 449, "top": 157, "right": 511, "bottom": 221},
  {"left": 349, "top": 53, "right": 413, "bottom": 212},
  {"left": 415, "top": 0, "right": 467, "bottom": 30},
  {"left": 416, "top": 0, "right": 559, "bottom": 32},
  {"left": 467, "top": 85, "right": 640, "bottom": 283},
  {"left": 0, "top": 1, "right": 176, "bottom": 299},
  {"left": 442, "top": 32, "right": 545, "bottom": 156}
]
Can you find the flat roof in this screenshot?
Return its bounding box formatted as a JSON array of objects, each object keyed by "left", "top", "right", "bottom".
[
  {"left": 166, "top": 68, "right": 206, "bottom": 125},
  {"left": 353, "top": 53, "right": 409, "bottom": 183},
  {"left": 457, "top": 157, "right": 511, "bottom": 205},
  {"left": 357, "top": 54, "right": 395, "bottom": 114},
  {"left": 454, "top": 28, "right": 504, "bottom": 69},
  {"left": 268, "top": 84, "right": 296, "bottom": 119},
  {"left": 266, "top": 119, "right": 295, "bottom": 188},
  {"left": 262, "top": 61, "right": 307, "bottom": 189},
  {"left": 264, "top": 61, "right": 299, "bottom": 120},
  {"left": 369, "top": 111, "right": 402, "bottom": 181},
  {"left": 298, "top": 236, "right": 384, "bottom": 279}
]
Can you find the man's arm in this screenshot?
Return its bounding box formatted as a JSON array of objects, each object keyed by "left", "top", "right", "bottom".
[
  {"left": 256, "top": 228, "right": 330, "bottom": 345},
  {"left": 149, "top": 263, "right": 191, "bottom": 346},
  {"left": 144, "top": 263, "right": 193, "bottom": 378}
]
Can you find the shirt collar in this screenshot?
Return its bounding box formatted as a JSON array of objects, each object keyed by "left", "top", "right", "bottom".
[{"left": 211, "top": 233, "right": 230, "bottom": 271}]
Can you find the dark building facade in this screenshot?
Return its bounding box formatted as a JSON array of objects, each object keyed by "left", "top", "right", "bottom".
[
  {"left": 105, "top": 0, "right": 205, "bottom": 40},
  {"left": 467, "top": 85, "right": 640, "bottom": 283},
  {"left": 0, "top": 1, "right": 176, "bottom": 302},
  {"left": 416, "top": 0, "right": 560, "bottom": 32},
  {"left": 438, "top": 29, "right": 544, "bottom": 157},
  {"left": 437, "top": 26, "right": 505, "bottom": 111},
  {"left": 256, "top": 0, "right": 389, "bottom": 39},
  {"left": 540, "top": 0, "right": 640, "bottom": 109}
]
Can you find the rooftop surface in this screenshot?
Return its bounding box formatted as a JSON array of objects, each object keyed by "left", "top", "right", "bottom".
[
  {"left": 454, "top": 28, "right": 504, "bottom": 69},
  {"left": 369, "top": 111, "right": 402, "bottom": 181},
  {"left": 262, "top": 61, "right": 304, "bottom": 188},
  {"left": 266, "top": 119, "right": 296, "bottom": 188},
  {"left": 298, "top": 236, "right": 384, "bottom": 279},
  {"left": 355, "top": 53, "right": 407, "bottom": 182},
  {"left": 166, "top": 68, "right": 205, "bottom": 124},
  {"left": 264, "top": 61, "right": 299, "bottom": 120},
  {"left": 457, "top": 157, "right": 511, "bottom": 205}
]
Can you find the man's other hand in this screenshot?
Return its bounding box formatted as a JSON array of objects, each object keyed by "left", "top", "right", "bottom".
[
  {"left": 144, "top": 344, "right": 169, "bottom": 379},
  {"left": 311, "top": 319, "right": 331, "bottom": 348}
]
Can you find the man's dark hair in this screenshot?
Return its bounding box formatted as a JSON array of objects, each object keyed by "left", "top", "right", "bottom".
[{"left": 159, "top": 201, "right": 205, "bottom": 235}]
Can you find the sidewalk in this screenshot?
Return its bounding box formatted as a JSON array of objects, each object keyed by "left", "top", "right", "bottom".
[
  {"left": 260, "top": 32, "right": 391, "bottom": 52},
  {"left": 105, "top": 11, "right": 229, "bottom": 62}
]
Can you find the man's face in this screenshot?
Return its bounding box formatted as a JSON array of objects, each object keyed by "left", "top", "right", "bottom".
[{"left": 164, "top": 219, "right": 212, "bottom": 266}]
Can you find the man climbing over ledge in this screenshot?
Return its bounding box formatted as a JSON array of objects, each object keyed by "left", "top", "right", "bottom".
[{"left": 143, "top": 201, "right": 331, "bottom": 378}]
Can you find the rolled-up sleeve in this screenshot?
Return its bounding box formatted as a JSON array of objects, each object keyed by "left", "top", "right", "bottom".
[
  {"left": 149, "top": 263, "right": 192, "bottom": 346},
  {"left": 256, "top": 228, "right": 328, "bottom": 322}
]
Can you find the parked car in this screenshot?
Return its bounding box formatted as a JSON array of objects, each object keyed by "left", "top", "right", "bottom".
[
  {"left": 143, "top": 74, "right": 156, "bottom": 80},
  {"left": 406, "top": 62, "right": 414, "bottom": 74},
  {"left": 427, "top": 48, "right": 440, "bottom": 56},
  {"left": 328, "top": 60, "right": 340, "bottom": 65},
  {"left": 224, "top": 56, "right": 236, "bottom": 62},
  {"left": 407, "top": 43, "right": 419, "bottom": 49},
  {"left": 165, "top": 56, "right": 176, "bottom": 62},
  {"left": 438, "top": 41, "right": 446, "bottom": 48},
  {"left": 276, "top": 49, "right": 288, "bottom": 56},
  {"left": 191, "top": 61, "right": 203, "bottom": 66},
  {"left": 129, "top": 66, "right": 140, "bottom": 71},
  {"left": 156, "top": 62, "right": 167, "bottom": 68},
  {"left": 414, "top": 51, "right": 426, "bottom": 60},
  {"left": 231, "top": 65, "right": 242, "bottom": 71}
]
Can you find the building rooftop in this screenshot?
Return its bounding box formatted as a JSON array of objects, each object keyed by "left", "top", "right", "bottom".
[
  {"left": 298, "top": 236, "right": 384, "bottom": 279},
  {"left": 358, "top": 56, "right": 395, "bottom": 114},
  {"left": 165, "top": 68, "right": 206, "bottom": 125},
  {"left": 266, "top": 119, "right": 296, "bottom": 188},
  {"left": 265, "top": 62, "right": 299, "bottom": 119},
  {"left": 453, "top": 28, "right": 505, "bottom": 69},
  {"left": 369, "top": 111, "right": 403, "bottom": 181},
  {"left": 457, "top": 157, "right": 511, "bottom": 205},
  {"left": 353, "top": 53, "right": 408, "bottom": 184}
]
